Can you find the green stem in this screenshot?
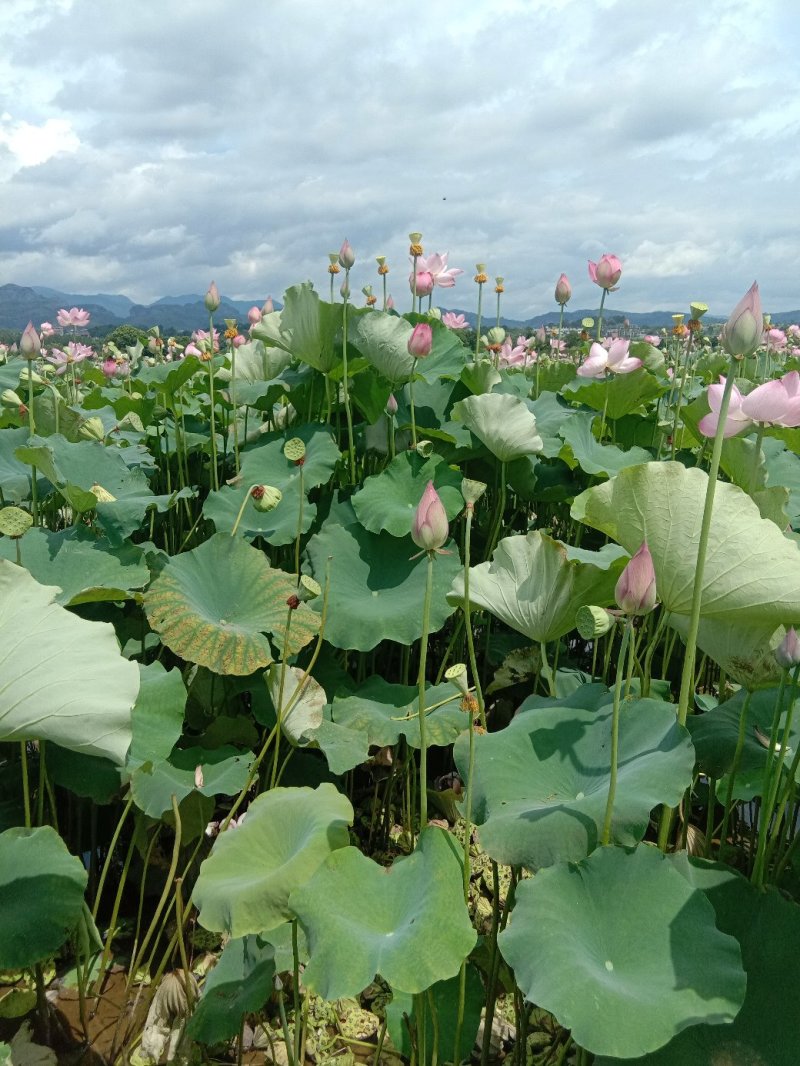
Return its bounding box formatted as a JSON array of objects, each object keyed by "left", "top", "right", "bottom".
[
  {"left": 718, "top": 690, "right": 753, "bottom": 862},
  {"left": 20, "top": 741, "right": 31, "bottom": 828},
  {"left": 601, "top": 618, "right": 633, "bottom": 845},
  {"left": 596, "top": 287, "right": 607, "bottom": 342},
  {"left": 749, "top": 423, "right": 766, "bottom": 495},
  {"left": 409, "top": 357, "right": 419, "bottom": 448},
  {"left": 207, "top": 314, "right": 219, "bottom": 491},
  {"left": 462, "top": 505, "right": 487, "bottom": 730},
  {"left": 417, "top": 551, "right": 436, "bottom": 832},
  {"left": 341, "top": 279, "right": 356, "bottom": 482},
  {"left": 475, "top": 283, "right": 484, "bottom": 359},
  {"left": 230, "top": 341, "right": 240, "bottom": 474},
  {"left": 26, "top": 368, "right": 38, "bottom": 523}
]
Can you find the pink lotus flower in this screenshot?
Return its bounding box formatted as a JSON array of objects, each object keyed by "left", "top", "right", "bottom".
[
  {"left": 550, "top": 338, "right": 567, "bottom": 355},
  {"left": 555, "top": 273, "right": 572, "bottom": 305},
  {"left": 776, "top": 627, "right": 800, "bottom": 669},
  {"left": 338, "top": 239, "right": 355, "bottom": 270},
  {"left": 56, "top": 307, "right": 91, "bottom": 329},
  {"left": 45, "top": 342, "right": 94, "bottom": 375},
  {"left": 643, "top": 334, "right": 661, "bottom": 347},
  {"left": 442, "top": 312, "right": 468, "bottom": 330},
  {"left": 20, "top": 322, "right": 41, "bottom": 358},
  {"left": 192, "top": 327, "right": 220, "bottom": 351},
  {"left": 720, "top": 281, "right": 762, "bottom": 358},
  {"left": 409, "top": 252, "right": 463, "bottom": 294},
  {"left": 498, "top": 338, "right": 528, "bottom": 368},
  {"left": 184, "top": 342, "right": 202, "bottom": 357},
  {"left": 247, "top": 305, "right": 262, "bottom": 324},
  {"left": 588, "top": 254, "right": 622, "bottom": 291},
  {"left": 740, "top": 371, "right": 800, "bottom": 427},
  {"left": 40, "top": 321, "right": 54, "bottom": 337},
  {"left": 410, "top": 271, "right": 434, "bottom": 297},
  {"left": 764, "top": 328, "right": 787, "bottom": 350},
  {"left": 386, "top": 393, "right": 398, "bottom": 415},
  {"left": 698, "top": 376, "right": 753, "bottom": 438},
  {"left": 412, "top": 480, "right": 449, "bottom": 552},
  {"left": 204, "top": 281, "right": 221, "bottom": 313},
  {"left": 577, "top": 339, "right": 641, "bottom": 377},
  {"left": 615, "top": 542, "right": 657, "bottom": 615},
  {"left": 233, "top": 334, "right": 246, "bottom": 347},
  {"left": 788, "top": 324, "right": 800, "bottom": 339},
  {"left": 102, "top": 358, "right": 118, "bottom": 378},
  {"left": 407, "top": 323, "right": 433, "bottom": 358}
]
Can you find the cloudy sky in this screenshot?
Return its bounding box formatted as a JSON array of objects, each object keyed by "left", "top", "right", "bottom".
[{"left": 1, "top": 0, "right": 799, "bottom": 319}]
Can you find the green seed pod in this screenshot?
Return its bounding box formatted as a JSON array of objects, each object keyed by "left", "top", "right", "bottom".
[{"left": 576, "top": 605, "right": 615, "bottom": 640}]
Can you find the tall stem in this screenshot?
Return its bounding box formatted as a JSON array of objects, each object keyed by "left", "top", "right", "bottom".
[
  {"left": 475, "top": 283, "right": 484, "bottom": 359},
  {"left": 601, "top": 618, "right": 633, "bottom": 845},
  {"left": 230, "top": 341, "right": 240, "bottom": 474},
  {"left": 409, "top": 358, "right": 419, "bottom": 448},
  {"left": 207, "top": 314, "right": 219, "bottom": 492},
  {"left": 718, "top": 690, "right": 753, "bottom": 861},
  {"left": 596, "top": 288, "right": 607, "bottom": 341},
  {"left": 341, "top": 278, "right": 356, "bottom": 482},
  {"left": 417, "top": 551, "right": 436, "bottom": 832},
  {"left": 26, "top": 369, "right": 38, "bottom": 523},
  {"left": 749, "top": 423, "right": 766, "bottom": 495}
]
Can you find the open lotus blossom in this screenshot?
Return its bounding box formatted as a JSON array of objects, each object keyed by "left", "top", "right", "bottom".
[
  {"left": 442, "top": 311, "right": 468, "bottom": 330},
  {"left": 56, "top": 307, "right": 91, "bottom": 329},
  {"left": 45, "top": 341, "right": 94, "bottom": 374},
  {"left": 577, "top": 339, "right": 642, "bottom": 377},
  {"left": 698, "top": 376, "right": 752, "bottom": 437},
  {"left": 788, "top": 324, "right": 800, "bottom": 339},
  {"left": 588, "top": 254, "right": 622, "bottom": 291},
  {"left": 498, "top": 338, "right": 529, "bottom": 368},
  {"left": 409, "top": 252, "right": 463, "bottom": 295},
  {"left": 764, "top": 328, "right": 787, "bottom": 350},
  {"left": 40, "top": 321, "right": 54, "bottom": 337},
  {"left": 191, "top": 327, "right": 220, "bottom": 351},
  {"left": 739, "top": 372, "right": 800, "bottom": 427},
  {"left": 643, "top": 334, "right": 661, "bottom": 347}
]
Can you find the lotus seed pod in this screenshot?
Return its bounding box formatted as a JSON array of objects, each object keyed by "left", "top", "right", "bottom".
[
  {"left": 445, "top": 663, "right": 470, "bottom": 697},
  {"left": 0, "top": 506, "right": 33, "bottom": 538},
  {"left": 461, "top": 478, "right": 487, "bottom": 505},
  {"left": 415, "top": 439, "right": 434, "bottom": 459},
  {"left": 576, "top": 605, "right": 615, "bottom": 640},
  {"left": 690, "top": 302, "right": 708, "bottom": 320},
  {"left": 250, "top": 484, "right": 283, "bottom": 512},
  {"left": 283, "top": 437, "right": 306, "bottom": 463},
  {"left": 79, "top": 417, "right": 106, "bottom": 442},
  {"left": 299, "top": 574, "right": 322, "bottom": 600}
]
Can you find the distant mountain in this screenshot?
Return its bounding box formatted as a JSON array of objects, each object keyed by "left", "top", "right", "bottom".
[
  {"left": 442, "top": 307, "right": 730, "bottom": 331},
  {"left": 31, "top": 286, "right": 135, "bottom": 318}
]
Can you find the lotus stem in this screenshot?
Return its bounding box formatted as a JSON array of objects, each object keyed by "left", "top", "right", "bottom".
[
  {"left": 341, "top": 277, "right": 356, "bottom": 483},
  {"left": 230, "top": 341, "right": 240, "bottom": 474},
  {"left": 718, "top": 690, "right": 753, "bottom": 862},
  {"left": 749, "top": 423, "right": 766, "bottom": 495},
  {"left": 93, "top": 830, "right": 137, "bottom": 998},
  {"left": 475, "top": 282, "right": 484, "bottom": 359},
  {"left": 417, "top": 550, "right": 436, "bottom": 832},
  {"left": 754, "top": 663, "right": 800, "bottom": 882},
  {"left": 207, "top": 313, "right": 220, "bottom": 491},
  {"left": 174, "top": 876, "right": 195, "bottom": 1009},
  {"left": 92, "top": 794, "right": 134, "bottom": 919},
  {"left": 409, "top": 358, "right": 419, "bottom": 448},
  {"left": 20, "top": 741, "right": 31, "bottom": 829},
  {"left": 601, "top": 617, "right": 634, "bottom": 846},
  {"left": 596, "top": 287, "right": 607, "bottom": 342}
]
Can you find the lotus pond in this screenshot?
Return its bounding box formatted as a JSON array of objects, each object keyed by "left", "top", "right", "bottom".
[{"left": 1, "top": 247, "right": 800, "bottom": 1066}]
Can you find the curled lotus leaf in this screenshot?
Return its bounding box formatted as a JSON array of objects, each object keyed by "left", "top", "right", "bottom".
[{"left": 451, "top": 392, "right": 543, "bottom": 462}]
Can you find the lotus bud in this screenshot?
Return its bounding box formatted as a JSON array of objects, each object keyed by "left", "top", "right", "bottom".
[
  {"left": 690, "top": 302, "right": 708, "bottom": 320},
  {"left": 338, "top": 239, "right": 355, "bottom": 270},
  {"left": 445, "top": 663, "right": 470, "bottom": 697},
  {"left": 19, "top": 367, "right": 44, "bottom": 385},
  {"left": 576, "top": 605, "right": 615, "bottom": 640},
  {"left": 487, "top": 326, "right": 506, "bottom": 345},
  {"left": 720, "top": 281, "right": 762, "bottom": 358},
  {"left": 386, "top": 393, "right": 398, "bottom": 416},
  {"left": 1, "top": 389, "right": 23, "bottom": 406},
  {"left": 407, "top": 323, "right": 433, "bottom": 358},
  {"left": 386, "top": 295, "right": 395, "bottom": 310},
  {"left": 20, "top": 322, "right": 41, "bottom": 360},
  {"left": 429, "top": 307, "right": 442, "bottom": 320},
  {"left": 194, "top": 765, "right": 204, "bottom": 788},
  {"left": 263, "top": 296, "right": 275, "bottom": 314},
  {"left": 204, "top": 281, "right": 221, "bottom": 313},
  {"left": 250, "top": 484, "right": 282, "bottom": 512},
  {"left": 248, "top": 305, "right": 262, "bottom": 324},
  {"left": 412, "top": 480, "right": 449, "bottom": 552},
  {"left": 615, "top": 542, "right": 657, "bottom": 616},
  {"left": 555, "top": 273, "right": 572, "bottom": 305},
  {"left": 233, "top": 334, "right": 246, "bottom": 347},
  {"left": 461, "top": 478, "right": 487, "bottom": 505},
  {"left": 340, "top": 279, "right": 350, "bottom": 300},
  {"left": 79, "top": 417, "right": 106, "bottom": 442},
  {"left": 775, "top": 627, "right": 800, "bottom": 669},
  {"left": 588, "top": 253, "right": 622, "bottom": 290}
]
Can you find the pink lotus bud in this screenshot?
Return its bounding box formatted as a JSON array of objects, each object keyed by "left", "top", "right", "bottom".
[
  {"left": 615, "top": 541, "right": 657, "bottom": 615},
  {"left": 20, "top": 322, "right": 41, "bottom": 359},
  {"left": 588, "top": 254, "right": 622, "bottom": 291},
  {"left": 386, "top": 393, "right": 398, "bottom": 415},
  {"left": 410, "top": 270, "right": 434, "bottom": 297},
  {"left": 407, "top": 323, "right": 433, "bottom": 358},
  {"left": 248, "top": 305, "right": 262, "bottom": 324},
  {"left": 386, "top": 295, "right": 395, "bottom": 310},
  {"left": 535, "top": 325, "right": 548, "bottom": 344},
  {"left": 554, "top": 273, "right": 572, "bottom": 305},
  {"left": 340, "top": 279, "right": 350, "bottom": 300},
  {"left": 776, "top": 628, "right": 800, "bottom": 669},
  {"left": 412, "top": 480, "right": 449, "bottom": 551},
  {"left": 194, "top": 765, "right": 204, "bottom": 788},
  {"left": 262, "top": 296, "right": 275, "bottom": 315},
  {"left": 720, "top": 281, "right": 762, "bottom": 358},
  {"left": 204, "top": 281, "right": 221, "bottom": 313},
  {"left": 185, "top": 342, "right": 202, "bottom": 357},
  {"left": 102, "top": 358, "right": 117, "bottom": 378},
  {"left": 338, "top": 239, "right": 355, "bottom": 270},
  {"left": 233, "top": 334, "right": 246, "bottom": 347}
]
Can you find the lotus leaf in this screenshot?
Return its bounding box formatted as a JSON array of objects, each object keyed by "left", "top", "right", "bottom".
[
  {"left": 451, "top": 393, "right": 543, "bottom": 461},
  {"left": 562, "top": 367, "right": 667, "bottom": 419},
  {"left": 186, "top": 934, "right": 276, "bottom": 1045},
  {"left": 352, "top": 451, "right": 463, "bottom": 537},
  {"left": 273, "top": 282, "right": 341, "bottom": 374},
  {"left": 453, "top": 694, "right": 694, "bottom": 868},
  {"left": 0, "top": 560, "right": 136, "bottom": 763},
  {"left": 351, "top": 310, "right": 416, "bottom": 384},
  {"left": 560, "top": 412, "right": 652, "bottom": 477},
  {"left": 290, "top": 827, "right": 476, "bottom": 998},
  {"left": 193, "top": 784, "right": 353, "bottom": 937},
  {"left": 499, "top": 844, "right": 745, "bottom": 1058},
  {"left": 144, "top": 533, "right": 319, "bottom": 674}
]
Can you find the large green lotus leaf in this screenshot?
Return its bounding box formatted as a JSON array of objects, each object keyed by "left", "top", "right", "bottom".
[
  {"left": 132, "top": 354, "right": 204, "bottom": 392},
  {"left": 223, "top": 338, "right": 292, "bottom": 384},
  {"left": 461, "top": 360, "right": 501, "bottom": 394},
  {"left": 412, "top": 320, "right": 471, "bottom": 383},
  {"left": 144, "top": 533, "right": 319, "bottom": 674},
  {"left": 330, "top": 677, "right": 468, "bottom": 749},
  {"left": 448, "top": 532, "right": 626, "bottom": 644},
  {"left": 305, "top": 521, "right": 461, "bottom": 651},
  {"left": 46, "top": 746, "right": 120, "bottom": 804},
  {"left": 193, "top": 784, "right": 353, "bottom": 937},
  {"left": 130, "top": 746, "right": 253, "bottom": 819},
  {"left": 668, "top": 614, "right": 784, "bottom": 690},
  {"left": 309, "top": 716, "right": 371, "bottom": 775},
  {"left": 290, "top": 827, "right": 476, "bottom": 998},
  {"left": 0, "top": 826, "right": 88, "bottom": 969},
  {"left": 560, "top": 412, "right": 652, "bottom": 477},
  {"left": 561, "top": 367, "right": 667, "bottom": 419},
  {"left": 763, "top": 437, "right": 800, "bottom": 527},
  {"left": 351, "top": 309, "right": 416, "bottom": 385},
  {"left": 686, "top": 683, "right": 800, "bottom": 785},
  {"left": 528, "top": 390, "right": 578, "bottom": 457},
  {"left": 572, "top": 461, "right": 800, "bottom": 623},
  {"left": 596, "top": 858, "right": 800, "bottom": 1065},
  {"left": 203, "top": 424, "right": 340, "bottom": 544},
  {"left": 128, "top": 662, "right": 187, "bottom": 766},
  {"left": 186, "top": 934, "right": 276, "bottom": 1045},
  {"left": 96, "top": 485, "right": 196, "bottom": 546},
  {"left": 0, "top": 526, "right": 149, "bottom": 606},
  {"left": 453, "top": 696, "right": 694, "bottom": 869},
  {"left": 0, "top": 560, "right": 136, "bottom": 763},
  {"left": 275, "top": 283, "right": 341, "bottom": 374},
  {"left": 352, "top": 452, "right": 463, "bottom": 537},
  {"left": 451, "top": 393, "right": 543, "bottom": 462},
  {"left": 499, "top": 845, "right": 745, "bottom": 1059}
]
